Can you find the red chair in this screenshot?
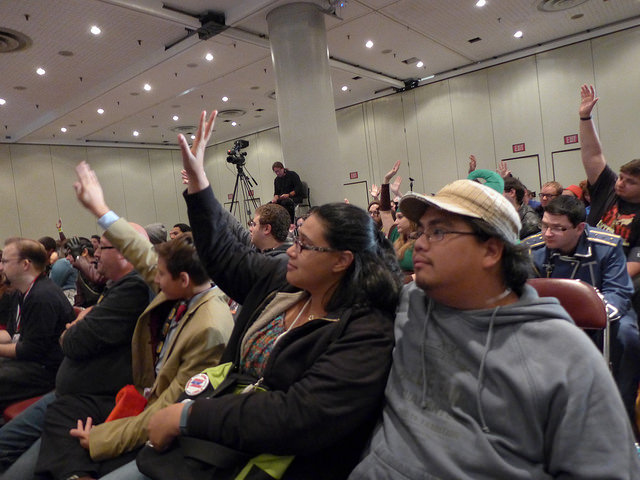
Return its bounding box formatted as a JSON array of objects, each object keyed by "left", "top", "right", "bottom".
[
  {"left": 527, "top": 278, "right": 610, "bottom": 366},
  {"left": 2, "top": 395, "right": 44, "bottom": 423}
]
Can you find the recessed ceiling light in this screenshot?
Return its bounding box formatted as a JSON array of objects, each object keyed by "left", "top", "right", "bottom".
[
  {"left": 36, "top": 67, "right": 46, "bottom": 76},
  {"left": 0, "top": 99, "right": 6, "bottom": 105},
  {"left": 341, "top": 85, "right": 348, "bottom": 92},
  {"left": 90, "top": 25, "right": 101, "bottom": 35},
  {"left": 514, "top": 30, "right": 523, "bottom": 38},
  {"left": 416, "top": 61, "right": 424, "bottom": 68},
  {"left": 222, "top": 96, "right": 229, "bottom": 102},
  {"left": 133, "top": 130, "right": 140, "bottom": 136},
  {"left": 143, "top": 83, "right": 151, "bottom": 91},
  {"left": 231, "top": 121, "right": 237, "bottom": 126},
  {"left": 365, "top": 40, "right": 374, "bottom": 49},
  {"left": 476, "top": 0, "right": 486, "bottom": 7},
  {"left": 190, "top": 134, "right": 196, "bottom": 140},
  {"left": 97, "top": 108, "right": 104, "bottom": 114},
  {"left": 420, "top": 74, "right": 436, "bottom": 81},
  {"left": 60, "top": 127, "right": 67, "bottom": 133},
  {"left": 205, "top": 53, "right": 213, "bottom": 61},
  {"left": 172, "top": 115, "right": 179, "bottom": 121}
]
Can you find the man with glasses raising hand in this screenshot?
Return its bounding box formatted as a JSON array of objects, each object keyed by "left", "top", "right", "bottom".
[{"left": 524, "top": 194, "right": 640, "bottom": 438}]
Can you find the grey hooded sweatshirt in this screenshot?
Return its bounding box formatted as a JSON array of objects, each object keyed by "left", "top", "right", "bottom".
[{"left": 350, "top": 283, "right": 640, "bottom": 479}]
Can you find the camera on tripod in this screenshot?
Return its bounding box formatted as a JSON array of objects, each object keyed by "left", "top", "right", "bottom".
[{"left": 226, "top": 139, "right": 249, "bottom": 166}]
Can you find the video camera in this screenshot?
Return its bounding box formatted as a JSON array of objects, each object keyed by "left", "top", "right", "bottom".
[{"left": 226, "top": 139, "right": 249, "bottom": 166}]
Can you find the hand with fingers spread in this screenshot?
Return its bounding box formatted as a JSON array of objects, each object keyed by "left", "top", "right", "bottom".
[
  {"left": 178, "top": 110, "right": 217, "bottom": 194},
  {"left": 370, "top": 183, "right": 380, "bottom": 199},
  {"left": 69, "top": 417, "right": 94, "bottom": 450},
  {"left": 390, "top": 176, "right": 403, "bottom": 198},
  {"left": 497, "top": 161, "right": 511, "bottom": 179}
]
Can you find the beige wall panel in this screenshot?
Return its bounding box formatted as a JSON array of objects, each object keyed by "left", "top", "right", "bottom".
[
  {"left": 400, "top": 90, "right": 425, "bottom": 196},
  {"left": 337, "top": 105, "right": 371, "bottom": 202},
  {"left": 537, "top": 42, "right": 594, "bottom": 182},
  {"left": 149, "top": 149, "right": 181, "bottom": 230},
  {"left": 254, "top": 128, "right": 284, "bottom": 204},
  {"left": 119, "top": 149, "right": 156, "bottom": 226},
  {"left": 89, "top": 147, "right": 127, "bottom": 225},
  {"left": 413, "top": 80, "right": 456, "bottom": 194},
  {"left": 487, "top": 56, "right": 545, "bottom": 165},
  {"left": 50, "top": 145, "right": 97, "bottom": 238},
  {"left": 591, "top": 28, "right": 640, "bottom": 171},
  {"left": 0, "top": 144, "right": 22, "bottom": 242},
  {"left": 171, "top": 149, "right": 190, "bottom": 224},
  {"left": 10, "top": 144, "right": 59, "bottom": 240},
  {"left": 449, "top": 70, "right": 496, "bottom": 173},
  {"left": 369, "top": 95, "right": 409, "bottom": 189}
]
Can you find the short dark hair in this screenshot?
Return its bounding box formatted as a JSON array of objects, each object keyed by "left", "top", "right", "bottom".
[
  {"left": 503, "top": 177, "right": 525, "bottom": 205},
  {"left": 5, "top": 238, "right": 48, "bottom": 273},
  {"left": 620, "top": 159, "right": 640, "bottom": 177},
  {"left": 38, "top": 236, "right": 57, "bottom": 254},
  {"left": 154, "top": 233, "right": 209, "bottom": 285},
  {"left": 255, "top": 204, "right": 290, "bottom": 242},
  {"left": 544, "top": 196, "right": 586, "bottom": 226},
  {"left": 272, "top": 161, "right": 285, "bottom": 171},
  {"left": 465, "top": 217, "right": 533, "bottom": 296},
  {"left": 173, "top": 223, "right": 192, "bottom": 233}
]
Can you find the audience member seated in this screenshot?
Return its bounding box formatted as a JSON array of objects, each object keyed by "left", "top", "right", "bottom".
[
  {"left": 246, "top": 203, "right": 291, "bottom": 257},
  {"left": 271, "top": 160, "right": 305, "bottom": 223},
  {"left": 349, "top": 180, "right": 640, "bottom": 479},
  {"left": 66, "top": 236, "right": 106, "bottom": 308},
  {"left": 503, "top": 176, "right": 541, "bottom": 239},
  {"left": 537, "top": 180, "right": 563, "bottom": 216},
  {"left": 367, "top": 201, "right": 383, "bottom": 231},
  {"left": 169, "top": 223, "right": 191, "bottom": 240},
  {"left": 0, "top": 231, "right": 153, "bottom": 477},
  {"left": 144, "top": 223, "right": 167, "bottom": 246},
  {"left": 0, "top": 238, "right": 74, "bottom": 411},
  {"left": 523, "top": 195, "right": 640, "bottom": 436},
  {"left": 113, "top": 111, "right": 403, "bottom": 480},
  {"left": 49, "top": 240, "right": 78, "bottom": 305},
  {"left": 38, "top": 236, "right": 57, "bottom": 274}
]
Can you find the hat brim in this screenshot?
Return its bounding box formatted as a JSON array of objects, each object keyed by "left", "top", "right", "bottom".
[{"left": 399, "top": 192, "right": 484, "bottom": 224}]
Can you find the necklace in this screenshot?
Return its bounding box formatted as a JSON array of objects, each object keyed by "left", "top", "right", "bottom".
[{"left": 274, "top": 297, "right": 311, "bottom": 346}]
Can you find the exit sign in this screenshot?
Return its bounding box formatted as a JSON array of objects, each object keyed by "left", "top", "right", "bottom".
[
  {"left": 512, "top": 143, "right": 525, "bottom": 153},
  {"left": 564, "top": 134, "right": 578, "bottom": 145},
  {"left": 349, "top": 171, "right": 358, "bottom": 179},
  {"left": 227, "top": 194, "right": 233, "bottom": 200}
]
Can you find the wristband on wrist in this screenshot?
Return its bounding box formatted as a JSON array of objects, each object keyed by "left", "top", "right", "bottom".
[
  {"left": 179, "top": 399, "right": 194, "bottom": 436},
  {"left": 580, "top": 116, "right": 592, "bottom": 121}
]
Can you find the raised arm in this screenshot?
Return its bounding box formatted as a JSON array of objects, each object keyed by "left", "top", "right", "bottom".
[{"left": 579, "top": 84, "right": 606, "bottom": 185}]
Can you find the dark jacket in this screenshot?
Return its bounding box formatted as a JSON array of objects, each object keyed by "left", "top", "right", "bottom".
[
  {"left": 7, "top": 275, "right": 74, "bottom": 370},
  {"left": 274, "top": 170, "right": 304, "bottom": 204},
  {"left": 55, "top": 270, "right": 153, "bottom": 396},
  {"left": 185, "top": 186, "right": 394, "bottom": 479}
]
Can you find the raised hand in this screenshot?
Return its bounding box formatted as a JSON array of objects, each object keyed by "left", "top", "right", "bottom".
[
  {"left": 178, "top": 110, "right": 217, "bottom": 193},
  {"left": 390, "top": 176, "right": 403, "bottom": 198},
  {"left": 74, "top": 162, "right": 110, "bottom": 218},
  {"left": 468, "top": 155, "right": 477, "bottom": 173},
  {"left": 579, "top": 84, "right": 598, "bottom": 119},
  {"left": 497, "top": 161, "right": 511, "bottom": 178},
  {"left": 383, "top": 160, "right": 401, "bottom": 184},
  {"left": 370, "top": 183, "right": 380, "bottom": 199}
]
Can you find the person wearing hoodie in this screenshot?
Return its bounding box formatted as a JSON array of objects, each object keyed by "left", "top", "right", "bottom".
[{"left": 350, "top": 179, "right": 640, "bottom": 479}]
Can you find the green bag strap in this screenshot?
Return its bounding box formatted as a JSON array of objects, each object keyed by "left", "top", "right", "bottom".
[{"left": 235, "top": 454, "right": 295, "bottom": 480}]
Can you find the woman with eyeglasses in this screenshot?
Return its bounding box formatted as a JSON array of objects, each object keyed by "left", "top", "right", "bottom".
[{"left": 138, "top": 111, "right": 404, "bottom": 480}]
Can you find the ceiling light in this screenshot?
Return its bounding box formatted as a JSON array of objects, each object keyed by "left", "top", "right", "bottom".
[
  {"left": 36, "top": 67, "right": 46, "bottom": 76},
  {"left": 191, "top": 135, "right": 196, "bottom": 140},
  {"left": 0, "top": 99, "right": 6, "bottom": 105},
  {"left": 90, "top": 25, "right": 101, "bottom": 35},
  {"left": 172, "top": 115, "right": 179, "bottom": 121},
  {"left": 205, "top": 53, "right": 213, "bottom": 61},
  {"left": 133, "top": 130, "right": 140, "bottom": 136},
  {"left": 421, "top": 74, "right": 436, "bottom": 81},
  {"left": 222, "top": 96, "right": 229, "bottom": 102},
  {"left": 60, "top": 127, "right": 67, "bottom": 133},
  {"left": 231, "top": 121, "right": 237, "bottom": 127},
  {"left": 341, "top": 85, "right": 348, "bottom": 92},
  {"left": 365, "top": 40, "right": 374, "bottom": 49},
  {"left": 514, "top": 30, "right": 523, "bottom": 38},
  {"left": 97, "top": 108, "right": 104, "bottom": 114},
  {"left": 476, "top": 0, "right": 486, "bottom": 7},
  {"left": 143, "top": 83, "right": 151, "bottom": 91},
  {"left": 416, "top": 61, "right": 424, "bottom": 68}
]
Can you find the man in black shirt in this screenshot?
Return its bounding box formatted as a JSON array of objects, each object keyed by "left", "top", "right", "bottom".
[{"left": 271, "top": 161, "right": 304, "bottom": 223}]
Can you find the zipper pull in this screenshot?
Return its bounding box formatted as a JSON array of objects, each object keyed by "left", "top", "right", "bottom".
[{"left": 241, "top": 377, "right": 264, "bottom": 393}]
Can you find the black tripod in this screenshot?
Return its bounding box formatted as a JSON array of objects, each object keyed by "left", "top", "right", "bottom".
[{"left": 229, "top": 163, "right": 260, "bottom": 225}]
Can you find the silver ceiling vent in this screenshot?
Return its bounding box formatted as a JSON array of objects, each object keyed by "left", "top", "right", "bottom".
[
  {"left": 537, "top": 0, "right": 590, "bottom": 12},
  {"left": 217, "top": 109, "right": 247, "bottom": 118},
  {"left": 0, "top": 28, "right": 31, "bottom": 53},
  {"left": 170, "top": 125, "right": 198, "bottom": 134}
]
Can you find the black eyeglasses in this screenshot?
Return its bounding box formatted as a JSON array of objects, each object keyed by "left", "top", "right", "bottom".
[
  {"left": 540, "top": 222, "right": 570, "bottom": 234},
  {"left": 292, "top": 231, "right": 337, "bottom": 253},
  {"left": 99, "top": 245, "right": 116, "bottom": 250},
  {"left": 416, "top": 228, "right": 478, "bottom": 243},
  {"left": 539, "top": 193, "right": 559, "bottom": 199}
]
